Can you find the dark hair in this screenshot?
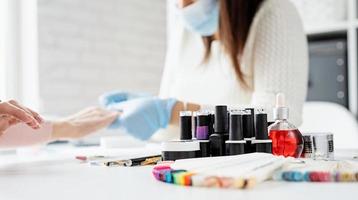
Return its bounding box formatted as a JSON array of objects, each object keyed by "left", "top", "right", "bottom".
[{"left": 203, "top": 0, "right": 264, "bottom": 89}]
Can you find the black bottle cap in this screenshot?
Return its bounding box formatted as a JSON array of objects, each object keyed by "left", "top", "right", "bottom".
[
  {"left": 214, "top": 105, "right": 228, "bottom": 134},
  {"left": 180, "top": 111, "right": 192, "bottom": 140},
  {"left": 229, "top": 111, "right": 244, "bottom": 140},
  {"left": 242, "top": 109, "right": 254, "bottom": 138},
  {"left": 245, "top": 108, "right": 255, "bottom": 137},
  {"left": 197, "top": 111, "right": 210, "bottom": 126},
  {"left": 255, "top": 110, "right": 269, "bottom": 140}
]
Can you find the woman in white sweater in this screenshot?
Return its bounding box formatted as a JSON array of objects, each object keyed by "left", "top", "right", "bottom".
[{"left": 100, "top": 0, "right": 308, "bottom": 140}]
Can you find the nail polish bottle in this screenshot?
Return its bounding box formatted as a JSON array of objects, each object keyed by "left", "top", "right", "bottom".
[
  {"left": 180, "top": 111, "right": 193, "bottom": 140},
  {"left": 252, "top": 109, "right": 272, "bottom": 153},
  {"left": 209, "top": 105, "right": 229, "bottom": 156},
  {"left": 225, "top": 110, "right": 245, "bottom": 155},
  {"left": 242, "top": 109, "right": 255, "bottom": 153},
  {"left": 195, "top": 110, "right": 210, "bottom": 157},
  {"left": 269, "top": 93, "right": 304, "bottom": 158}
]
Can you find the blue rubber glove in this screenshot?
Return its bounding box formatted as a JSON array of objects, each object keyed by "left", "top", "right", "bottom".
[
  {"left": 99, "top": 91, "right": 150, "bottom": 107},
  {"left": 106, "top": 97, "right": 177, "bottom": 140}
]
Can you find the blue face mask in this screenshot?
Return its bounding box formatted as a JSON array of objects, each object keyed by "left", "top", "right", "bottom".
[{"left": 177, "top": 0, "right": 219, "bottom": 36}]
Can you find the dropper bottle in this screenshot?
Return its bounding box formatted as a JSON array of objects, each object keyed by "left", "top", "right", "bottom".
[{"left": 268, "top": 93, "right": 304, "bottom": 158}]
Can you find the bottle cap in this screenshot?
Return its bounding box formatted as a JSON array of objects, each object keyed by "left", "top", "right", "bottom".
[
  {"left": 229, "top": 110, "right": 244, "bottom": 140},
  {"left": 242, "top": 109, "right": 254, "bottom": 138},
  {"left": 197, "top": 111, "right": 210, "bottom": 126},
  {"left": 255, "top": 109, "right": 269, "bottom": 140},
  {"left": 214, "top": 105, "right": 228, "bottom": 134},
  {"left": 179, "top": 111, "right": 192, "bottom": 140},
  {"left": 273, "top": 93, "right": 289, "bottom": 120}
]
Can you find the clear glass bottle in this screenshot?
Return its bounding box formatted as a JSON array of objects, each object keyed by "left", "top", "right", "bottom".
[{"left": 268, "top": 93, "right": 303, "bottom": 158}]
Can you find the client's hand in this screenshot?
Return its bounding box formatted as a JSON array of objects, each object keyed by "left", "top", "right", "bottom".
[
  {"left": 0, "top": 115, "right": 20, "bottom": 136},
  {"left": 0, "top": 100, "right": 43, "bottom": 135},
  {"left": 51, "top": 107, "right": 118, "bottom": 140},
  {"left": 105, "top": 97, "right": 177, "bottom": 140}
]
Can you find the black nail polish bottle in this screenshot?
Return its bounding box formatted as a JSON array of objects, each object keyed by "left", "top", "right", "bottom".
[
  {"left": 209, "top": 106, "right": 229, "bottom": 156},
  {"left": 252, "top": 109, "right": 272, "bottom": 153},
  {"left": 225, "top": 110, "right": 245, "bottom": 155},
  {"left": 243, "top": 108, "right": 255, "bottom": 153}
]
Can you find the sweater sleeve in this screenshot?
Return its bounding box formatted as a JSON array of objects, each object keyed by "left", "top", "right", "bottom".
[
  {"left": 249, "top": 0, "right": 309, "bottom": 125},
  {"left": 0, "top": 122, "right": 53, "bottom": 148}
]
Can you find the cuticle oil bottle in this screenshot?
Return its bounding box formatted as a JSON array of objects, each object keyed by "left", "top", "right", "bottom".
[{"left": 268, "top": 93, "right": 304, "bottom": 158}]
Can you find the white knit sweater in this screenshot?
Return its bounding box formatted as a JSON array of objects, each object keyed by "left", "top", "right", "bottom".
[{"left": 155, "top": 0, "right": 308, "bottom": 140}]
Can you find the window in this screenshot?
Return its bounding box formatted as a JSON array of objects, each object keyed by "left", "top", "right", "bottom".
[
  {"left": 0, "top": 0, "right": 8, "bottom": 99},
  {"left": 0, "top": 0, "right": 20, "bottom": 101},
  {"left": 0, "top": 0, "right": 39, "bottom": 110}
]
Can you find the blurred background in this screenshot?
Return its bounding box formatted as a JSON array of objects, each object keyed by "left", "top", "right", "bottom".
[
  {"left": 0, "top": 0, "right": 357, "bottom": 119},
  {"left": 0, "top": 0, "right": 166, "bottom": 117}
]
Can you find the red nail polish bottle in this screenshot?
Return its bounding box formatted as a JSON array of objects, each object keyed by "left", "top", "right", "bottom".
[{"left": 269, "top": 93, "right": 304, "bottom": 158}]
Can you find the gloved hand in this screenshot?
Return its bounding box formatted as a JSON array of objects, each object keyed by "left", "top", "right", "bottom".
[
  {"left": 99, "top": 91, "right": 149, "bottom": 107},
  {"left": 106, "top": 97, "right": 177, "bottom": 140}
]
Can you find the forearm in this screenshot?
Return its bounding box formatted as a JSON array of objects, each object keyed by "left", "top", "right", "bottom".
[
  {"left": 0, "top": 122, "right": 53, "bottom": 148},
  {"left": 51, "top": 121, "right": 71, "bottom": 140}
]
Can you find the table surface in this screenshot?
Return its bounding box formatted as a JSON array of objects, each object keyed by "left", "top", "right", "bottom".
[{"left": 0, "top": 145, "right": 357, "bottom": 200}]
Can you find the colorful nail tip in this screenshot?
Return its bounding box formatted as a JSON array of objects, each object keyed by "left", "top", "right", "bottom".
[
  {"left": 191, "top": 175, "right": 206, "bottom": 187},
  {"left": 243, "top": 178, "right": 256, "bottom": 189},
  {"left": 152, "top": 159, "right": 358, "bottom": 189},
  {"left": 292, "top": 172, "right": 304, "bottom": 182},
  {"left": 183, "top": 172, "right": 194, "bottom": 186},
  {"left": 171, "top": 170, "right": 187, "bottom": 184},
  {"left": 233, "top": 178, "right": 245, "bottom": 189},
  {"left": 203, "top": 176, "right": 221, "bottom": 188},
  {"left": 152, "top": 165, "right": 171, "bottom": 182}
]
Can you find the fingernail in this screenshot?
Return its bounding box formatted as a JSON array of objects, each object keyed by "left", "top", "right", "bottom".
[
  {"left": 31, "top": 122, "right": 41, "bottom": 129},
  {"left": 38, "top": 116, "right": 44, "bottom": 123}
]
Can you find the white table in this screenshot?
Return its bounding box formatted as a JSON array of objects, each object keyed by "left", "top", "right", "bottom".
[{"left": 0, "top": 145, "right": 357, "bottom": 200}]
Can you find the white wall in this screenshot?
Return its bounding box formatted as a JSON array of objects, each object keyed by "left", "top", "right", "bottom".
[
  {"left": 37, "top": 0, "right": 166, "bottom": 116},
  {"left": 0, "top": 0, "right": 7, "bottom": 98}
]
